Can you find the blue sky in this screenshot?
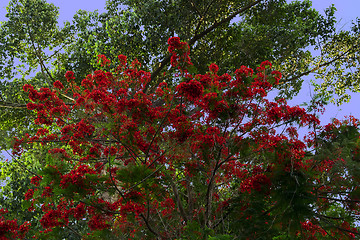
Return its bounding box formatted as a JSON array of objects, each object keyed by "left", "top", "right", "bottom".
[{"left": 0, "top": 0, "right": 359, "bottom": 126}]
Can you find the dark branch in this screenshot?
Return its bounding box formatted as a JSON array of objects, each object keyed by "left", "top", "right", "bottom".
[
  {"left": 280, "top": 44, "right": 354, "bottom": 85},
  {"left": 0, "top": 101, "right": 27, "bottom": 109},
  {"left": 188, "top": 0, "right": 262, "bottom": 47},
  {"left": 140, "top": 213, "right": 160, "bottom": 238}
]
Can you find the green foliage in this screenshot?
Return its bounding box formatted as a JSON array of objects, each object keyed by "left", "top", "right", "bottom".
[
  {"left": 270, "top": 169, "right": 314, "bottom": 233},
  {"left": 0, "top": 0, "right": 70, "bottom": 80},
  {"left": 180, "top": 221, "right": 214, "bottom": 239},
  {"left": 0, "top": 0, "right": 70, "bottom": 148},
  {"left": 0, "top": 155, "right": 42, "bottom": 237},
  {"left": 0, "top": 76, "right": 41, "bottom": 149},
  {"left": 313, "top": 18, "right": 360, "bottom": 105},
  {"left": 208, "top": 235, "right": 234, "bottom": 240}
]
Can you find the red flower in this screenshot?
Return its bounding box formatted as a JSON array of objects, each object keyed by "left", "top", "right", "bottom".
[
  {"left": 65, "top": 71, "right": 75, "bottom": 80},
  {"left": 41, "top": 186, "right": 53, "bottom": 198},
  {"left": 118, "top": 54, "right": 127, "bottom": 65},
  {"left": 24, "top": 189, "right": 34, "bottom": 200},
  {"left": 73, "top": 203, "right": 86, "bottom": 220},
  {"left": 26, "top": 102, "right": 37, "bottom": 110},
  {"left": 271, "top": 70, "right": 282, "bottom": 84},
  {"left": 167, "top": 37, "right": 181, "bottom": 52},
  {"left": 167, "top": 37, "right": 192, "bottom": 69},
  {"left": 53, "top": 80, "right": 64, "bottom": 89},
  {"left": 235, "top": 65, "right": 254, "bottom": 78},
  {"left": 40, "top": 209, "right": 62, "bottom": 228},
  {"left": 98, "top": 54, "right": 111, "bottom": 67},
  {"left": 260, "top": 60, "right": 272, "bottom": 69},
  {"left": 36, "top": 128, "right": 49, "bottom": 137},
  {"left": 0, "top": 209, "right": 8, "bottom": 215},
  {"left": 88, "top": 215, "right": 110, "bottom": 231},
  {"left": 23, "top": 84, "right": 34, "bottom": 92},
  {"left": 209, "top": 63, "right": 219, "bottom": 73},
  {"left": 30, "top": 176, "right": 42, "bottom": 186},
  {"left": 252, "top": 174, "right": 271, "bottom": 193},
  {"left": 176, "top": 79, "right": 203, "bottom": 101}
]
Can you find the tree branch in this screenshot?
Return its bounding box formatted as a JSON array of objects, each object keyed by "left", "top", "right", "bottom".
[
  {"left": 144, "top": 0, "right": 263, "bottom": 93},
  {"left": 4, "top": 149, "right": 42, "bottom": 179},
  {"left": 169, "top": 178, "right": 188, "bottom": 223},
  {"left": 140, "top": 213, "right": 161, "bottom": 238},
  {"left": 318, "top": 196, "right": 360, "bottom": 203},
  {"left": 320, "top": 216, "right": 360, "bottom": 236},
  {"left": 27, "top": 26, "right": 75, "bottom": 102},
  {"left": 0, "top": 101, "right": 27, "bottom": 109},
  {"left": 204, "top": 149, "right": 223, "bottom": 228},
  {"left": 188, "top": 0, "right": 203, "bottom": 19},
  {"left": 204, "top": 166, "right": 217, "bottom": 228},
  {"left": 144, "top": 97, "right": 176, "bottom": 164},
  {"left": 193, "top": 0, "right": 216, "bottom": 37},
  {"left": 188, "top": 0, "right": 262, "bottom": 47},
  {"left": 63, "top": 224, "right": 83, "bottom": 238},
  {"left": 279, "top": 45, "right": 354, "bottom": 85},
  {"left": 315, "top": 213, "right": 344, "bottom": 220}
]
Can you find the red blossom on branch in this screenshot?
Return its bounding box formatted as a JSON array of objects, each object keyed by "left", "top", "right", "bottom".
[
  {"left": 53, "top": 80, "right": 64, "bottom": 89},
  {"left": 209, "top": 63, "right": 219, "bottom": 74}
]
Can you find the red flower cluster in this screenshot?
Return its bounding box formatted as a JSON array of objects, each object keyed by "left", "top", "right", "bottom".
[
  {"left": 118, "top": 54, "right": 127, "bottom": 66},
  {"left": 30, "top": 176, "right": 42, "bottom": 186},
  {"left": 98, "top": 54, "right": 111, "bottom": 67},
  {"left": 168, "top": 37, "right": 192, "bottom": 71},
  {"left": 167, "top": 37, "right": 182, "bottom": 52},
  {"left": 209, "top": 63, "right": 219, "bottom": 73},
  {"left": 24, "top": 189, "right": 34, "bottom": 200},
  {"left": 53, "top": 80, "right": 64, "bottom": 89},
  {"left": 240, "top": 172, "right": 271, "bottom": 194},
  {"left": 60, "top": 164, "right": 98, "bottom": 191},
  {"left": 65, "top": 71, "right": 75, "bottom": 81},
  {"left": 40, "top": 209, "right": 66, "bottom": 229},
  {"left": 88, "top": 214, "right": 110, "bottom": 231},
  {"left": 176, "top": 79, "right": 203, "bottom": 101},
  {"left": 300, "top": 220, "right": 327, "bottom": 238},
  {"left": 72, "top": 203, "right": 86, "bottom": 220},
  {"left": 0, "top": 209, "right": 30, "bottom": 239}
]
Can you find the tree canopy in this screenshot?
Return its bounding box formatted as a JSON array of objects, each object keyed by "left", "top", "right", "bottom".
[
  {"left": 0, "top": 0, "right": 359, "bottom": 149},
  {"left": 0, "top": 0, "right": 360, "bottom": 239}
]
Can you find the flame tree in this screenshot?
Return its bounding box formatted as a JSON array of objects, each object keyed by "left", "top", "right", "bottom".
[{"left": 1, "top": 38, "right": 359, "bottom": 239}]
